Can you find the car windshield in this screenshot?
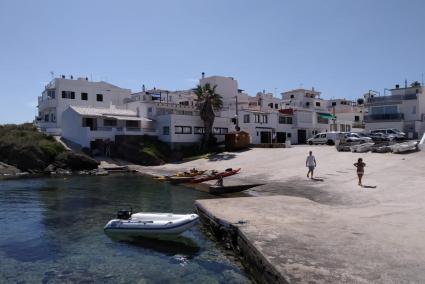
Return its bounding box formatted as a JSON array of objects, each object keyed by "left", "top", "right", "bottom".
[{"left": 387, "top": 130, "right": 396, "bottom": 134}]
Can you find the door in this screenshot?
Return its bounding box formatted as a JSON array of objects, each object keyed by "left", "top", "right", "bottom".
[
  {"left": 260, "top": 131, "right": 272, "bottom": 143},
  {"left": 276, "top": 132, "right": 286, "bottom": 143},
  {"left": 297, "top": 130, "right": 307, "bottom": 144},
  {"left": 83, "top": 117, "right": 97, "bottom": 131}
]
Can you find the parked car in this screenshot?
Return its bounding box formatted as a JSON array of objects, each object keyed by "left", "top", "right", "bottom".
[
  {"left": 307, "top": 132, "right": 345, "bottom": 145},
  {"left": 368, "top": 132, "right": 395, "bottom": 142},
  {"left": 345, "top": 132, "right": 373, "bottom": 143},
  {"left": 370, "top": 129, "right": 405, "bottom": 140}
]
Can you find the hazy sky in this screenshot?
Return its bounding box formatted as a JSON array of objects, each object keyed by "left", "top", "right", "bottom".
[{"left": 1, "top": 0, "right": 424, "bottom": 123}]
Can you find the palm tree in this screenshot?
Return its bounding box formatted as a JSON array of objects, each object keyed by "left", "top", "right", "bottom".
[{"left": 194, "top": 83, "right": 223, "bottom": 148}]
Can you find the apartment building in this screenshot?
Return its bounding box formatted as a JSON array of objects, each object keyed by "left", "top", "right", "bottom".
[
  {"left": 36, "top": 76, "right": 131, "bottom": 135},
  {"left": 364, "top": 82, "right": 425, "bottom": 138}
]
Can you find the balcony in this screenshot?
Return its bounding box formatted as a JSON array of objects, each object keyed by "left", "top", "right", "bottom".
[
  {"left": 38, "top": 97, "right": 57, "bottom": 110},
  {"left": 364, "top": 113, "right": 404, "bottom": 122},
  {"left": 367, "top": 94, "right": 417, "bottom": 106}
]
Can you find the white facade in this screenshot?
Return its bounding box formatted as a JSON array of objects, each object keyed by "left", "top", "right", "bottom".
[
  {"left": 62, "top": 106, "right": 153, "bottom": 148},
  {"left": 37, "top": 77, "right": 131, "bottom": 135},
  {"left": 365, "top": 84, "right": 425, "bottom": 138},
  {"left": 36, "top": 73, "right": 371, "bottom": 149}
]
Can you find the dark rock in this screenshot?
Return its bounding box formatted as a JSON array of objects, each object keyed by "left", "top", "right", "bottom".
[
  {"left": 12, "top": 145, "right": 48, "bottom": 171},
  {"left": 44, "top": 164, "right": 57, "bottom": 173},
  {"left": 0, "top": 161, "right": 21, "bottom": 175},
  {"left": 54, "top": 151, "right": 99, "bottom": 171}
]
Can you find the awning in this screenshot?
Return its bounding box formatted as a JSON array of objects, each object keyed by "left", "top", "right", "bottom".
[
  {"left": 318, "top": 113, "right": 336, "bottom": 119},
  {"left": 104, "top": 115, "right": 152, "bottom": 122}
]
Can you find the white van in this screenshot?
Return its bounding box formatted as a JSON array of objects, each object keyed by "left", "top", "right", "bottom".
[{"left": 307, "top": 132, "right": 345, "bottom": 145}]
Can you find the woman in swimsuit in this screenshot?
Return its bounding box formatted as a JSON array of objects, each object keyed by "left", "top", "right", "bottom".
[{"left": 354, "top": 158, "right": 366, "bottom": 186}]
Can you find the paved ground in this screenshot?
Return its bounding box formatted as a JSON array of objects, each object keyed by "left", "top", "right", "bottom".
[{"left": 134, "top": 145, "right": 425, "bottom": 283}]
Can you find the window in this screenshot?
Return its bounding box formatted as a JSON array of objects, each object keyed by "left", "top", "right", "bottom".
[
  {"left": 262, "top": 115, "right": 268, "bottom": 123},
  {"left": 61, "top": 91, "right": 75, "bottom": 99},
  {"left": 104, "top": 119, "right": 117, "bottom": 127},
  {"left": 287, "top": 133, "right": 291, "bottom": 138},
  {"left": 290, "top": 95, "right": 294, "bottom": 98},
  {"left": 306, "top": 102, "right": 310, "bottom": 107},
  {"left": 354, "top": 115, "right": 360, "bottom": 122},
  {"left": 148, "top": 107, "right": 153, "bottom": 113},
  {"left": 47, "top": 89, "right": 55, "bottom": 99},
  {"left": 275, "top": 104, "right": 278, "bottom": 109},
  {"left": 194, "top": 127, "right": 205, "bottom": 134},
  {"left": 213, "top": 128, "right": 228, "bottom": 135},
  {"left": 254, "top": 114, "right": 260, "bottom": 123},
  {"left": 316, "top": 102, "right": 320, "bottom": 107},
  {"left": 44, "top": 114, "right": 49, "bottom": 122},
  {"left": 332, "top": 102, "right": 336, "bottom": 106},
  {"left": 175, "top": 126, "right": 192, "bottom": 134},
  {"left": 243, "top": 114, "right": 250, "bottom": 123},
  {"left": 163, "top": 126, "right": 170, "bottom": 135},
  {"left": 279, "top": 116, "right": 293, "bottom": 124},
  {"left": 268, "top": 103, "right": 273, "bottom": 108},
  {"left": 81, "top": 92, "right": 88, "bottom": 100},
  {"left": 126, "top": 120, "right": 139, "bottom": 128},
  {"left": 50, "top": 113, "right": 55, "bottom": 122},
  {"left": 96, "top": 94, "right": 103, "bottom": 102}
]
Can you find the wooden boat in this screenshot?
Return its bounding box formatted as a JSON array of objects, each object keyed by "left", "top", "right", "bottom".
[
  {"left": 174, "top": 170, "right": 206, "bottom": 177},
  {"left": 166, "top": 176, "right": 195, "bottom": 184},
  {"left": 208, "top": 183, "right": 264, "bottom": 194},
  {"left": 191, "top": 168, "right": 241, "bottom": 184}
]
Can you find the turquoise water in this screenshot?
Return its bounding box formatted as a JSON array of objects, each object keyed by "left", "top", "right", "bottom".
[{"left": 0, "top": 175, "right": 250, "bottom": 283}]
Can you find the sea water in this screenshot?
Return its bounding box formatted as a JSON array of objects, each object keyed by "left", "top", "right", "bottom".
[{"left": 0, "top": 175, "right": 250, "bottom": 283}]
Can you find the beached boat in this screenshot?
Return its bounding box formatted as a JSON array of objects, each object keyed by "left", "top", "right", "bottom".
[
  {"left": 350, "top": 142, "right": 374, "bottom": 153},
  {"left": 166, "top": 176, "right": 195, "bottom": 184},
  {"left": 191, "top": 168, "right": 241, "bottom": 184},
  {"left": 104, "top": 210, "right": 199, "bottom": 236},
  {"left": 174, "top": 170, "right": 206, "bottom": 177},
  {"left": 208, "top": 183, "right": 263, "bottom": 194},
  {"left": 391, "top": 141, "right": 417, "bottom": 153}
]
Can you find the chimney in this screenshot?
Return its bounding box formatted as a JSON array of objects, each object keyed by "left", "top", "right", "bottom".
[
  {"left": 70, "top": 75, "right": 73, "bottom": 79},
  {"left": 201, "top": 72, "right": 205, "bottom": 79},
  {"left": 142, "top": 84, "right": 145, "bottom": 92},
  {"left": 395, "top": 84, "right": 399, "bottom": 89},
  {"left": 85, "top": 77, "right": 88, "bottom": 81},
  {"left": 61, "top": 75, "right": 65, "bottom": 79}
]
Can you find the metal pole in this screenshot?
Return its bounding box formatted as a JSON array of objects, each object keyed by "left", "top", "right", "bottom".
[{"left": 235, "top": 95, "right": 239, "bottom": 128}]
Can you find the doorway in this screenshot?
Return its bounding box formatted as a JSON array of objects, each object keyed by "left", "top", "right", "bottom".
[
  {"left": 297, "top": 129, "right": 307, "bottom": 144},
  {"left": 276, "top": 132, "right": 286, "bottom": 143},
  {"left": 260, "top": 131, "right": 272, "bottom": 143},
  {"left": 83, "top": 117, "right": 97, "bottom": 131}
]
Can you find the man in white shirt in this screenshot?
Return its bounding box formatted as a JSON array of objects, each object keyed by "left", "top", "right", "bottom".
[{"left": 306, "top": 151, "right": 317, "bottom": 179}]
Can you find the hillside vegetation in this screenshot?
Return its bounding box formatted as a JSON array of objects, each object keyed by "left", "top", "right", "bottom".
[{"left": 0, "top": 124, "right": 98, "bottom": 172}]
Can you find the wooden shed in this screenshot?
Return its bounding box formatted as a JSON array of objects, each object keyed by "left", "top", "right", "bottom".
[{"left": 225, "top": 131, "right": 250, "bottom": 151}]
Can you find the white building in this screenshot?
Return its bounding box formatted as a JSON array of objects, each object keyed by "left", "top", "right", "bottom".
[
  {"left": 36, "top": 76, "right": 131, "bottom": 135},
  {"left": 37, "top": 73, "right": 368, "bottom": 149},
  {"left": 327, "top": 99, "right": 365, "bottom": 132},
  {"left": 365, "top": 83, "right": 425, "bottom": 138},
  {"left": 280, "top": 88, "right": 335, "bottom": 143},
  {"left": 61, "top": 106, "right": 153, "bottom": 148}
]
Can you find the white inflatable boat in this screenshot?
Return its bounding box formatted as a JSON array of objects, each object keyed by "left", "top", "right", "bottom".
[{"left": 104, "top": 210, "right": 199, "bottom": 236}]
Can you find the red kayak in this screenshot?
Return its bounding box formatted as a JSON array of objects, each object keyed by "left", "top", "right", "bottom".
[{"left": 191, "top": 168, "right": 241, "bottom": 184}]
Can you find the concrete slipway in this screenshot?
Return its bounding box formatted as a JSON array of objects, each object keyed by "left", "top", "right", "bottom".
[{"left": 133, "top": 146, "right": 425, "bottom": 283}]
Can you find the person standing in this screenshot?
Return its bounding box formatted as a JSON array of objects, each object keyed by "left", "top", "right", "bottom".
[
  {"left": 354, "top": 158, "right": 366, "bottom": 186},
  {"left": 306, "top": 151, "right": 317, "bottom": 179}
]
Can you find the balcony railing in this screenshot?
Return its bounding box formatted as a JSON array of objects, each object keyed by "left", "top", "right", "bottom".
[
  {"left": 364, "top": 113, "right": 404, "bottom": 122},
  {"left": 367, "top": 93, "right": 417, "bottom": 105}
]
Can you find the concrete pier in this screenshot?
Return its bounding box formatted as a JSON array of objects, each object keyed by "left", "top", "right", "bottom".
[{"left": 196, "top": 195, "right": 425, "bottom": 283}]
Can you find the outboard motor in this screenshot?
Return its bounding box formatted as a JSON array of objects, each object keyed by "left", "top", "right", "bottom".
[{"left": 117, "top": 209, "right": 132, "bottom": 220}]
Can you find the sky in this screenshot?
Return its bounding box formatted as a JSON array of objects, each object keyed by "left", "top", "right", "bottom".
[{"left": 0, "top": 0, "right": 424, "bottom": 123}]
